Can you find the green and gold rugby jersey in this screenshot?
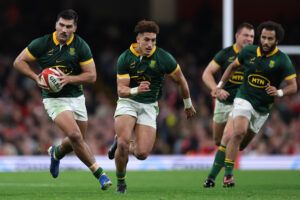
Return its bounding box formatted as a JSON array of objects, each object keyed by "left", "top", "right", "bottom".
[
  {"left": 214, "top": 44, "right": 244, "bottom": 104},
  {"left": 27, "top": 32, "right": 93, "bottom": 98},
  {"left": 117, "top": 43, "right": 179, "bottom": 103},
  {"left": 236, "top": 45, "right": 296, "bottom": 114}
]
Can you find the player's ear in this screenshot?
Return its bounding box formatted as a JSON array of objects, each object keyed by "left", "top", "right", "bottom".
[{"left": 73, "top": 24, "right": 77, "bottom": 33}]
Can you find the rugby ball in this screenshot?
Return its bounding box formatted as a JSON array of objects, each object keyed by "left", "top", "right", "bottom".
[{"left": 41, "top": 68, "right": 63, "bottom": 92}]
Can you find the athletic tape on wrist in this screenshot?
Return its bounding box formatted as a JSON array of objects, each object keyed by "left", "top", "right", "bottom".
[
  {"left": 130, "top": 87, "right": 139, "bottom": 96},
  {"left": 216, "top": 81, "right": 223, "bottom": 88},
  {"left": 183, "top": 98, "right": 193, "bottom": 109},
  {"left": 277, "top": 89, "right": 284, "bottom": 97}
]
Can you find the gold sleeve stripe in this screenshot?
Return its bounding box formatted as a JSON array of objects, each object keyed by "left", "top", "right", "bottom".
[
  {"left": 169, "top": 64, "right": 180, "bottom": 75},
  {"left": 26, "top": 48, "right": 36, "bottom": 60},
  {"left": 117, "top": 74, "right": 130, "bottom": 79},
  {"left": 225, "top": 158, "right": 235, "bottom": 164},
  {"left": 212, "top": 59, "right": 221, "bottom": 68},
  {"left": 80, "top": 58, "right": 93, "bottom": 65},
  {"left": 218, "top": 146, "right": 226, "bottom": 152},
  {"left": 285, "top": 74, "right": 297, "bottom": 80}
]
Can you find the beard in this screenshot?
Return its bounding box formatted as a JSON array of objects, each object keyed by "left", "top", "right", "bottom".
[{"left": 259, "top": 43, "right": 276, "bottom": 55}]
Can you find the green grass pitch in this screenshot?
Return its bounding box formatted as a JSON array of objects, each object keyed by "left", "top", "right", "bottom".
[{"left": 0, "top": 170, "right": 299, "bottom": 200}]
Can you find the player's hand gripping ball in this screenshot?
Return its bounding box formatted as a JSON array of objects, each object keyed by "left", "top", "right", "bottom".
[{"left": 41, "top": 68, "right": 63, "bottom": 92}]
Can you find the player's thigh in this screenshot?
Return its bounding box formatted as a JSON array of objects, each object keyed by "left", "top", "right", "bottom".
[
  {"left": 54, "top": 110, "right": 81, "bottom": 135},
  {"left": 114, "top": 98, "right": 138, "bottom": 142},
  {"left": 134, "top": 124, "right": 156, "bottom": 154},
  {"left": 76, "top": 120, "right": 88, "bottom": 139},
  {"left": 232, "top": 98, "right": 253, "bottom": 134},
  {"left": 115, "top": 115, "right": 136, "bottom": 142},
  {"left": 213, "top": 100, "right": 232, "bottom": 142}
]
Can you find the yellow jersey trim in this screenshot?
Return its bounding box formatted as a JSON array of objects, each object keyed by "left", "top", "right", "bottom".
[
  {"left": 218, "top": 146, "right": 226, "bottom": 152},
  {"left": 225, "top": 158, "right": 235, "bottom": 164},
  {"left": 117, "top": 74, "right": 130, "bottom": 79},
  {"left": 212, "top": 59, "right": 221, "bottom": 68},
  {"left": 257, "top": 47, "right": 279, "bottom": 57},
  {"left": 52, "top": 32, "right": 74, "bottom": 46},
  {"left": 236, "top": 58, "right": 241, "bottom": 65},
  {"left": 284, "top": 74, "right": 297, "bottom": 80},
  {"left": 129, "top": 43, "right": 157, "bottom": 57},
  {"left": 80, "top": 58, "right": 93, "bottom": 65},
  {"left": 26, "top": 48, "right": 36, "bottom": 60},
  {"left": 169, "top": 64, "right": 180, "bottom": 75},
  {"left": 233, "top": 44, "right": 239, "bottom": 54}
]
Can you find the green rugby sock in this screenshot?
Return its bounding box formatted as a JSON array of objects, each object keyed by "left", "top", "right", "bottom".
[
  {"left": 93, "top": 167, "right": 104, "bottom": 179},
  {"left": 54, "top": 145, "right": 65, "bottom": 160},
  {"left": 224, "top": 158, "right": 235, "bottom": 176},
  {"left": 116, "top": 172, "right": 126, "bottom": 184},
  {"left": 208, "top": 145, "right": 226, "bottom": 179}
]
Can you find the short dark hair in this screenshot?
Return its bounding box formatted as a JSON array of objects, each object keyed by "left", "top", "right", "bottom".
[
  {"left": 257, "top": 21, "right": 285, "bottom": 43},
  {"left": 236, "top": 22, "right": 254, "bottom": 33},
  {"left": 56, "top": 9, "right": 78, "bottom": 25},
  {"left": 134, "top": 20, "right": 160, "bottom": 34}
]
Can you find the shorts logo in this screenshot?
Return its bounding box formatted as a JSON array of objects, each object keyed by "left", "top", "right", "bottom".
[
  {"left": 229, "top": 71, "right": 243, "bottom": 84},
  {"left": 248, "top": 74, "right": 270, "bottom": 88}
]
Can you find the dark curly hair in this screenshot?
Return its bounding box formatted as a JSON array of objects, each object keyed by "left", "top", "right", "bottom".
[
  {"left": 257, "top": 21, "right": 285, "bottom": 43},
  {"left": 134, "top": 20, "right": 159, "bottom": 34}
]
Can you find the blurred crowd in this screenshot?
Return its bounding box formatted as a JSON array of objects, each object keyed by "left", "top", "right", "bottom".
[{"left": 1, "top": 2, "right": 300, "bottom": 156}]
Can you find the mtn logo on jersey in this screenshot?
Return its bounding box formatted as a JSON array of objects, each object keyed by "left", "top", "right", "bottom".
[
  {"left": 229, "top": 71, "right": 243, "bottom": 84},
  {"left": 248, "top": 74, "right": 270, "bottom": 88}
]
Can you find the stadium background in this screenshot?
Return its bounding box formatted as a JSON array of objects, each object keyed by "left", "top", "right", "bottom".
[{"left": 0, "top": 0, "right": 300, "bottom": 159}]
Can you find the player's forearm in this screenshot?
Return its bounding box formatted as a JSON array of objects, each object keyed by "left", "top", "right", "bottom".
[
  {"left": 218, "top": 64, "right": 236, "bottom": 88},
  {"left": 13, "top": 59, "right": 38, "bottom": 82},
  {"left": 68, "top": 72, "right": 96, "bottom": 84},
  {"left": 117, "top": 85, "right": 133, "bottom": 97},
  {"left": 281, "top": 81, "right": 298, "bottom": 96},
  {"left": 202, "top": 71, "right": 217, "bottom": 91},
  {"left": 177, "top": 77, "right": 191, "bottom": 99}
]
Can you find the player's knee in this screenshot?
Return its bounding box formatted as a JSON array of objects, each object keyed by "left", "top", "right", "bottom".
[
  {"left": 68, "top": 130, "right": 83, "bottom": 143},
  {"left": 232, "top": 130, "right": 246, "bottom": 141},
  {"left": 117, "top": 140, "right": 130, "bottom": 152},
  {"left": 135, "top": 152, "right": 149, "bottom": 160}
]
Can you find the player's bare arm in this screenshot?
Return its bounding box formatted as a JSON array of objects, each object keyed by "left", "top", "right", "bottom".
[
  {"left": 57, "top": 60, "right": 97, "bottom": 86},
  {"left": 216, "top": 59, "right": 240, "bottom": 100},
  {"left": 202, "top": 60, "right": 221, "bottom": 98},
  {"left": 13, "top": 48, "right": 48, "bottom": 89},
  {"left": 117, "top": 77, "right": 150, "bottom": 97},
  {"left": 169, "top": 66, "right": 196, "bottom": 118},
  {"left": 265, "top": 78, "right": 297, "bottom": 97}
]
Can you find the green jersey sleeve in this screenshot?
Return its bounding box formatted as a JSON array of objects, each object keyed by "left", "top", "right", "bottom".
[
  {"left": 117, "top": 52, "right": 129, "bottom": 75},
  {"left": 213, "top": 49, "right": 226, "bottom": 66},
  {"left": 27, "top": 37, "right": 47, "bottom": 58},
  {"left": 280, "top": 54, "right": 296, "bottom": 80},
  {"left": 78, "top": 39, "right": 93, "bottom": 62},
  {"left": 159, "top": 50, "right": 177, "bottom": 74}
]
